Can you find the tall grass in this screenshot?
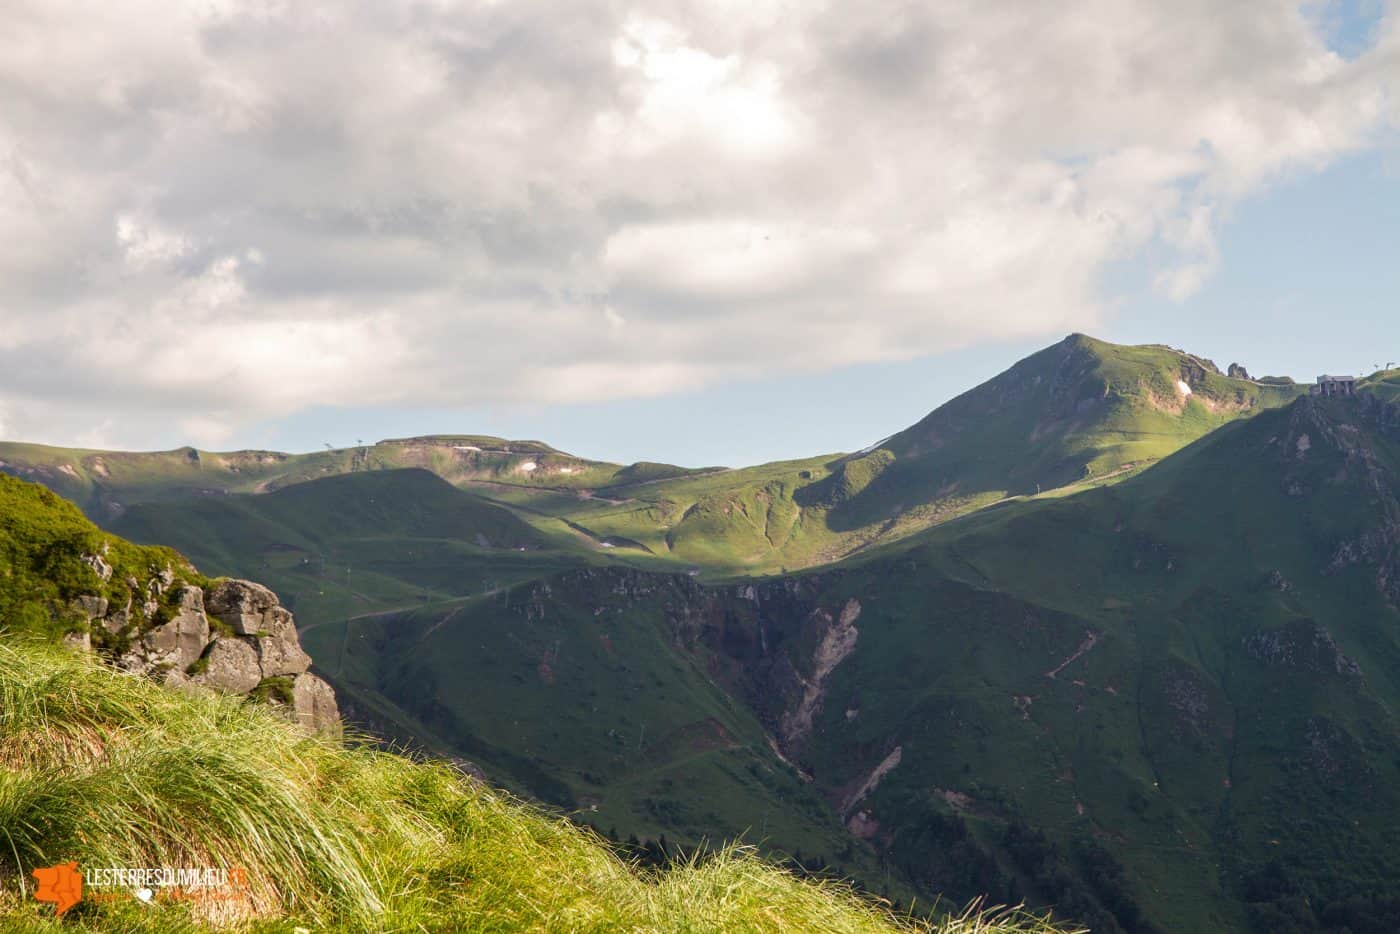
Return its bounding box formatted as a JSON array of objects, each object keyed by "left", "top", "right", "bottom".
[{"left": 0, "top": 640, "right": 1075, "bottom": 932}]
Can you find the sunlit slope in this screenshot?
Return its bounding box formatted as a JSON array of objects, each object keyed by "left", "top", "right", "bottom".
[
  {"left": 0, "top": 335, "right": 1309, "bottom": 578},
  {"left": 550, "top": 335, "right": 1306, "bottom": 574},
  {"left": 0, "top": 434, "right": 707, "bottom": 523}
]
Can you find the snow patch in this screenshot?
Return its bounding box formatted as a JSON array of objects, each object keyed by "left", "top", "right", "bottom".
[
  {"left": 453, "top": 445, "right": 481, "bottom": 452},
  {"left": 518, "top": 461, "right": 538, "bottom": 472},
  {"left": 1176, "top": 379, "right": 1193, "bottom": 397}
]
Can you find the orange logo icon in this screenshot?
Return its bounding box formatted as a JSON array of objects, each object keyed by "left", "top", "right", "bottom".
[{"left": 32, "top": 861, "right": 83, "bottom": 916}]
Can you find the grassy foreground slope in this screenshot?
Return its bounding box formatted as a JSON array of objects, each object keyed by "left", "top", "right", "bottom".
[{"left": 0, "top": 640, "right": 1067, "bottom": 932}]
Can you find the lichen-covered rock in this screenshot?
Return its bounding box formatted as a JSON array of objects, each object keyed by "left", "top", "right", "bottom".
[
  {"left": 193, "top": 638, "right": 262, "bottom": 694},
  {"left": 292, "top": 672, "right": 341, "bottom": 734},
  {"left": 81, "top": 552, "right": 113, "bottom": 582},
  {"left": 205, "top": 579, "right": 280, "bottom": 635},
  {"left": 257, "top": 635, "right": 311, "bottom": 677},
  {"left": 73, "top": 595, "right": 109, "bottom": 620},
  {"left": 142, "top": 587, "right": 210, "bottom": 671},
  {"left": 253, "top": 605, "right": 311, "bottom": 675},
  {"left": 75, "top": 574, "right": 338, "bottom": 733}
]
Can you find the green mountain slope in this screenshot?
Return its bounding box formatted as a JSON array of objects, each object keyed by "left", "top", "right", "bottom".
[
  {"left": 0, "top": 473, "right": 1062, "bottom": 931},
  {"left": 324, "top": 391, "right": 1400, "bottom": 932},
  {"left": 0, "top": 336, "right": 1310, "bottom": 578},
  {"left": 301, "top": 571, "right": 897, "bottom": 896},
  {"left": 110, "top": 469, "right": 593, "bottom": 623},
  {"left": 469, "top": 335, "right": 1306, "bottom": 575},
  {"left": 1359, "top": 366, "right": 1400, "bottom": 402},
  {"left": 0, "top": 434, "right": 708, "bottom": 524},
  {"left": 736, "top": 391, "right": 1400, "bottom": 932}
]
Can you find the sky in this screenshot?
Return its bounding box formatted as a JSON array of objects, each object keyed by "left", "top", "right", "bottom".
[{"left": 1, "top": 0, "right": 1398, "bottom": 467}]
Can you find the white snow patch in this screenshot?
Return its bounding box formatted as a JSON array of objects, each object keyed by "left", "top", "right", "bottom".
[
  {"left": 518, "top": 461, "right": 538, "bottom": 472},
  {"left": 454, "top": 445, "right": 481, "bottom": 452},
  {"left": 1176, "top": 379, "right": 1193, "bottom": 397},
  {"left": 559, "top": 467, "right": 575, "bottom": 475}
]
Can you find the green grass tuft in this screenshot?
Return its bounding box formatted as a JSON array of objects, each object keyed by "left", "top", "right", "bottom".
[{"left": 0, "top": 639, "right": 1074, "bottom": 932}]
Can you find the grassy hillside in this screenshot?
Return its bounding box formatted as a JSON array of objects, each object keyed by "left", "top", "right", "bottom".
[
  {"left": 477, "top": 335, "right": 1306, "bottom": 575},
  {"left": 110, "top": 469, "right": 595, "bottom": 624},
  {"left": 1359, "top": 367, "right": 1400, "bottom": 402},
  {"left": 0, "top": 639, "right": 1068, "bottom": 932},
  {"left": 760, "top": 392, "right": 1400, "bottom": 932},
  {"left": 315, "top": 392, "right": 1400, "bottom": 932},
  {"left": 0, "top": 336, "right": 1311, "bottom": 579},
  {"left": 0, "top": 435, "right": 708, "bottom": 524},
  {"left": 0, "top": 473, "right": 202, "bottom": 643},
  {"left": 0, "top": 471, "right": 1070, "bottom": 930},
  {"left": 299, "top": 570, "right": 896, "bottom": 896}
]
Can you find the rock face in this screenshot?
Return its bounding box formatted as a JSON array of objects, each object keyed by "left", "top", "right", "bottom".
[
  {"left": 141, "top": 587, "right": 210, "bottom": 671},
  {"left": 79, "top": 575, "right": 339, "bottom": 734},
  {"left": 205, "top": 579, "right": 280, "bottom": 635},
  {"left": 291, "top": 673, "right": 340, "bottom": 733},
  {"left": 195, "top": 638, "right": 263, "bottom": 693}
]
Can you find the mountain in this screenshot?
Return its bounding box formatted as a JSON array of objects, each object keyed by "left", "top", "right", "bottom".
[
  {"left": 748, "top": 390, "right": 1400, "bottom": 932},
  {"left": 0, "top": 433, "right": 708, "bottom": 524},
  {"left": 0, "top": 473, "right": 1051, "bottom": 931},
  {"left": 5, "top": 334, "right": 1392, "bottom": 932},
  {"left": 108, "top": 468, "right": 591, "bottom": 623},
  {"left": 325, "top": 390, "right": 1400, "bottom": 932},
  {"left": 0, "top": 335, "right": 1309, "bottom": 579},
  {"left": 487, "top": 335, "right": 1308, "bottom": 574},
  {"left": 795, "top": 334, "right": 1304, "bottom": 531}
]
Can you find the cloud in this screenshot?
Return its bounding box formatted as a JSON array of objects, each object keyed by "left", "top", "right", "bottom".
[{"left": 0, "top": 0, "right": 1395, "bottom": 447}]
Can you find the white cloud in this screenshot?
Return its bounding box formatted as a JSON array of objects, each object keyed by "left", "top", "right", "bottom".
[
  {"left": 116, "top": 215, "right": 191, "bottom": 271},
  {"left": 0, "top": 0, "right": 1395, "bottom": 448}
]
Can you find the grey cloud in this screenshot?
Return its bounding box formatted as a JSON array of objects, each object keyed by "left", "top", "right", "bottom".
[{"left": 0, "top": 0, "right": 1395, "bottom": 447}]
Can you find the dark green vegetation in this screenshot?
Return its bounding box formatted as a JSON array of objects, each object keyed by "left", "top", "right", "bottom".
[
  {"left": 0, "top": 466, "right": 1065, "bottom": 931},
  {"left": 7, "top": 334, "right": 1400, "bottom": 932},
  {"left": 109, "top": 468, "right": 590, "bottom": 624}
]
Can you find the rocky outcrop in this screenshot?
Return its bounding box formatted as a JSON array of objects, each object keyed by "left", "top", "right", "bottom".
[
  {"left": 76, "top": 574, "right": 339, "bottom": 734},
  {"left": 1244, "top": 620, "right": 1363, "bottom": 682},
  {"left": 206, "top": 579, "right": 280, "bottom": 634}
]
